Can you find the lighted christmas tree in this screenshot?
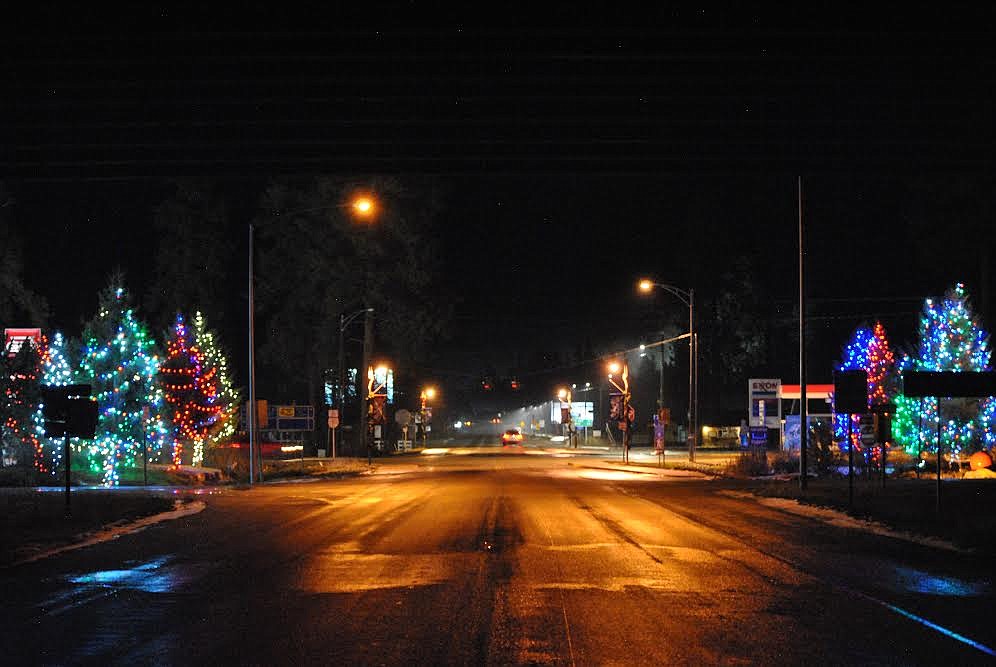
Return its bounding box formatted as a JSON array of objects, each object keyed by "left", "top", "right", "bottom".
[
  {"left": 894, "top": 283, "right": 993, "bottom": 456},
  {"left": 833, "top": 322, "right": 897, "bottom": 455},
  {"left": 161, "top": 314, "right": 224, "bottom": 466},
  {"left": 77, "top": 281, "right": 170, "bottom": 485},
  {"left": 33, "top": 332, "right": 75, "bottom": 473},
  {"left": 191, "top": 311, "right": 239, "bottom": 454},
  {"left": 1, "top": 340, "right": 44, "bottom": 471}
]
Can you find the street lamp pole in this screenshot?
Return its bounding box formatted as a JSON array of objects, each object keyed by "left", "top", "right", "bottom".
[
  {"left": 248, "top": 194, "right": 380, "bottom": 475},
  {"left": 638, "top": 280, "right": 697, "bottom": 462},
  {"left": 247, "top": 223, "right": 257, "bottom": 485},
  {"left": 339, "top": 308, "right": 374, "bottom": 457}
]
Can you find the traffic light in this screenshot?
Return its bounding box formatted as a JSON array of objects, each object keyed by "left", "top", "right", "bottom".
[
  {"left": 482, "top": 377, "right": 493, "bottom": 391},
  {"left": 510, "top": 378, "right": 520, "bottom": 390}
]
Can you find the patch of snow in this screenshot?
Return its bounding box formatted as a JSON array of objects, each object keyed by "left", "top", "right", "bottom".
[
  {"left": 718, "top": 491, "right": 967, "bottom": 553},
  {"left": 10, "top": 500, "right": 207, "bottom": 567}
]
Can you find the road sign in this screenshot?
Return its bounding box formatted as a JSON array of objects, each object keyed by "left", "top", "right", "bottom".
[
  {"left": 903, "top": 371, "right": 996, "bottom": 398},
  {"left": 834, "top": 370, "right": 869, "bottom": 414},
  {"left": 328, "top": 409, "right": 339, "bottom": 429},
  {"left": 749, "top": 426, "right": 767, "bottom": 447},
  {"left": 267, "top": 404, "right": 313, "bottom": 431},
  {"left": 42, "top": 384, "right": 98, "bottom": 438},
  {"left": 395, "top": 409, "right": 412, "bottom": 426}
]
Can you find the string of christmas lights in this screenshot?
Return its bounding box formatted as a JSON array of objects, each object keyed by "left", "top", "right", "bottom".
[
  {"left": 77, "top": 284, "right": 169, "bottom": 486},
  {"left": 832, "top": 323, "right": 897, "bottom": 462},
  {"left": 893, "top": 283, "right": 992, "bottom": 456},
  {"left": 161, "top": 314, "right": 224, "bottom": 466}
]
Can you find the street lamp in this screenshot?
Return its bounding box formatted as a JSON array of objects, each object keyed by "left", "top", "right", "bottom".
[
  {"left": 419, "top": 387, "right": 436, "bottom": 448},
  {"left": 638, "top": 278, "right": 697, "bottom": 462},
  {"left": 248, "top": 194, "right": 379, "bottom": 483},
  {"left": 606, "top": 359, "right": 632, "bottom": 463}
]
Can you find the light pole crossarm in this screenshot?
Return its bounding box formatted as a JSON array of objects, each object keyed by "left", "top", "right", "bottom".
[
  {"left": 649, "top": 282, "right": 691, "bottom": 307},
  {"left": 341, "top": 307, "right": 374, "bottom": 332}
]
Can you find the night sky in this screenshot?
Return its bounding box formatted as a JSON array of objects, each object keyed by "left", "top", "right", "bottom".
[{"left": 3, "top": 6, "right": 995, "bottom": 414}]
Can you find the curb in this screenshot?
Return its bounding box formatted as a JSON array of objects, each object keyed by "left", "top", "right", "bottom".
[{"left": 566, "top": 460, "right": 711, "bottom": 478}]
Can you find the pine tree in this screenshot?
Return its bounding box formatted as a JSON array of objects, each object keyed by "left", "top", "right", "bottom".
[
  {"left": 833, "top": 323, "right": 897, "bottom": 455},
  {"left": 1, "top": 340, "right": 43, "bottom": 471},
  {"left": 77, "top": 281, "right": 169, "bottom": 485},
  {"left": 191, "top": 311, "right": 239, "bottom": 453},
  {"left": 34, "top": 332, "right": 75, "bottom": 473},
  {"left": 161, "top": 314, "right": 224, "bottom": 466},
  {"left": 894, "top": 283, "right": 993, "bottom": 455}
]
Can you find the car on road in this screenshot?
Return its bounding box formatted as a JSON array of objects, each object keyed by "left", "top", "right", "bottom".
[{"left": 501, "top": 429, "right": 523, "bottom": 446}]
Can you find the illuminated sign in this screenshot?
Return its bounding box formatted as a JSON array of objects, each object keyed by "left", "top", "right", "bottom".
[
  {"left": 4, "top": 328, "right": 41, "bottom": 357},
  {"left": 551, "top": 401, "right": 594, "bottom": 428},
  {"left": 748, "top": 378, "right": 781, "bottom": 429}
]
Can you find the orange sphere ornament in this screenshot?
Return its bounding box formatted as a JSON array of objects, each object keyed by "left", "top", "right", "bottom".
[{"left": 969, "top": 451, "right": 993, "bottom": 471}]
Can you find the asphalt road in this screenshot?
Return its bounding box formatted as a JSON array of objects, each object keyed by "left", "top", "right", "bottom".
[{"left": 3, "top": 437, "right": 993, "bottom": 665}]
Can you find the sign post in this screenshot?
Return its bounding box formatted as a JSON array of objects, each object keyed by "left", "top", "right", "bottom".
[
  {"left": 42, "top": 384, "right": 98, "bottom": 517},
  {"left": 835, "top": 370, "right": 869, "bottom": 509},
  {"left": 328, "top": 409, "right": 339, "bottom": 459}
]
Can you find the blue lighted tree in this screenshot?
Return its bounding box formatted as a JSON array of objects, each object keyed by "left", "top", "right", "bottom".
[
  {"left": 77, "top": 280, "right": 170, "bottom": 485},
  {"left": 894, "top": 283, "right": 993, "bottom": 455}
]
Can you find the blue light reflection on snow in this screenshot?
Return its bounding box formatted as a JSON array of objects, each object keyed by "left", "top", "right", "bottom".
[
  {"left": 892, "top": 566, "right": 989, "bottom": 597},
  {"left": 68, "top": 555, "right": 178, "bottom": 593}
]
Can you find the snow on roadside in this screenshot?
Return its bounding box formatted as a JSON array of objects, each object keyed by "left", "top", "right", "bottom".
[
  {"left": 718, "top": 490, "right": 967, "bottom": 553},
  {"left": 10, "top": 499, "right": 207, "bottom": 567}
]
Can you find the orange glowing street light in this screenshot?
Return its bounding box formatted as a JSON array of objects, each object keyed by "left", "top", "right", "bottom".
[
  {"left": 419, "top": 386, "right": 437, "bottom": 448},
  {"left": 636, "top": 277, "right": 697, "bottom": 462},
  {"left": 351, "top": 195, "right": 377, "bottom": 218}
]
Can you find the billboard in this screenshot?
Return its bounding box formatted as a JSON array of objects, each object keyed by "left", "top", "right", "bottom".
[{"left": 551, "top": 401, "right": 594, "bottom": 428}]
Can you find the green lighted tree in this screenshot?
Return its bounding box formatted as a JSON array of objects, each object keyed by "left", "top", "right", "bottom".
[{"left": 77, "top": 278, "right": 170, "bottom": 485}]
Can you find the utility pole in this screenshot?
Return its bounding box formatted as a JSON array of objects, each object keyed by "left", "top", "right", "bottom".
[
  {"left": 799, "top": 176, "right": 808, "bottom": 491},
  {"left": 688, "top": 289, "right": 696, "bottom": 462},
  {"left": 247, "top": 223, "right": 256, "bottom": 486},
  {"left": 359, "top": 309, "right": 373, "bottom": 462},
  {"left": 337, "top": 313, "right": 345, "bottom": 457}
]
